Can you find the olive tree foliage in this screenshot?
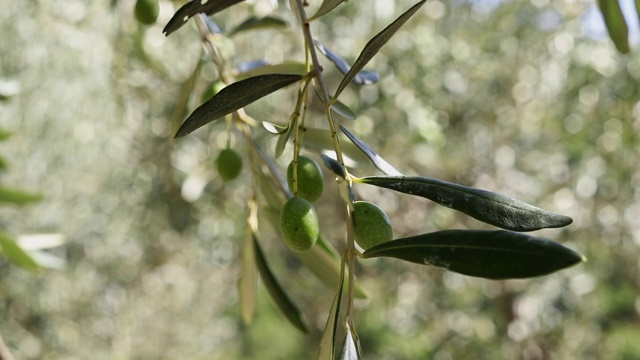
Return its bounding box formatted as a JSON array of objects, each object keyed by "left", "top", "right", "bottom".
[{"left": 153, "top": 0, "right": 589, "bottom": 357}]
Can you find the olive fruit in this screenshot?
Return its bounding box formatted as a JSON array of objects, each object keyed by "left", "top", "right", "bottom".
[
  {"left": 353, "top": 201, "right": 393, "bottom": 250},
  {"left": 201, "top": 81, "right": 226, "bottom": 103},
  {"left": 287, "top": 155, "right": 324, "bottom": 202},
  {"left": 135, "top": 0, "right": 159, "bottom": 25},
  {"left": 216, "top": 148, "right": 243, "bottom": 181},
  {"left": 280, "top": 197, "right": 319, "bottom": 252}
]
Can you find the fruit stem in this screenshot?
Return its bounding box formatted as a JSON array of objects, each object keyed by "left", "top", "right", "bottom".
[{"left": 295, "top": 0, "right": 358, "bottom": 329}]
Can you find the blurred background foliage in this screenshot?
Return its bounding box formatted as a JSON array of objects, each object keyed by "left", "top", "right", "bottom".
[{"left": 1, "top": 0, "right": 639, "bottom": 358}]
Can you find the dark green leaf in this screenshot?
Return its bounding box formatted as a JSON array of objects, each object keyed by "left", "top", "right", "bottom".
[
  {"left": 0, "top": 232, "right": 40, "bottom": 271},
  {"left": 321, "top": 154, "right": 346, "bottom": 179},
  {"left": 175, "top": 74, "right": 304, "bottom": 137},
  {"left": 253, "top": 233, "right": 309, "bottom": 333},
  {"left": 316, "top": 255, "right": 346, "bottom": 360},
  {"left": 315, "top": 42, "right": 380, "bottom": 85},
  {"left": 598, "top": 0, "right": 630, "bottom": 54},
  {"left": 357, "top": 176, "right": 572, "bottom": 231},
  {"left": 0, "top": 187, "right": 43, "bottom": 205},
  {"left": 309, "top": 0, "right": 348, "bottom": 21},
  {"left": 339, "top": 124, "right": 402, "bottom": 176},
  {"left": 333, "top": 0, "right": 426, "bottom": 99},
  {"left": 229, "top": 16, "right": 287, "bottom": 36},
  {"left": 163, "top": 0, "right": 245, "bottom": 36},
  {"left": 363, "top": 230, "right": 585, "bottom": 279}
]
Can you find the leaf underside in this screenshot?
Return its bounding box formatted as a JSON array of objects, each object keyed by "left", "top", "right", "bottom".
[
  {"left": 359, "top": 176, "right": 572, "bottom": 231},
  {"left": 339, "top": 124, "right": 402, "bottom": 176},
  {"left": 315, "top": 42, "right": 379, "bottom": 85},
  {"left": 175, "top": 73, "right": 304, "bottom": 137},
  {"left": 163, "top": 0, "right": 246, "bottom": 36},
  {"left": 309, "top": 0, "right": 348, "bottom": 21},
  {"left": 363, "top": 230, "right": 585, "bottom": 279}
]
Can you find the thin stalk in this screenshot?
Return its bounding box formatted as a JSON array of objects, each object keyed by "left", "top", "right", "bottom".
[{"left": 294, "top": 0, "right": 358, "bottom": 326}]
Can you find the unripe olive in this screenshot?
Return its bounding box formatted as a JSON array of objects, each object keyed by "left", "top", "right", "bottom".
[
  {"left": 201, "top": 81, "right": 226, "bottom": 103},
  {"left": 280, "top": 197, "right": 319, "bottom": 252},
  {"left": 287, "top": 155, "right": 324, "bottom": 202},
  {"left": 135, "top": 0, "right": 159, "bottom": 25},
  {"left": 353, "top": 201, "right": 393, "bottom": 250},
  {"left": 216, "top": 148, "right": 242, "bottom": 181}
]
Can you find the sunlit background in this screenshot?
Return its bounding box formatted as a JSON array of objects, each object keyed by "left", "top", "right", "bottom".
[{"left": 1, "top": 0, "right": 639, "bottom": 358}]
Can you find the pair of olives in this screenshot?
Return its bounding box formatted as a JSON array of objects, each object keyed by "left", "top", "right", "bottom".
[
  {"left": 280, "top": 156, "right": 324, "bottom": 251},
  {"left": 280, "top": 156, "right": 393, "bottom": 252}
]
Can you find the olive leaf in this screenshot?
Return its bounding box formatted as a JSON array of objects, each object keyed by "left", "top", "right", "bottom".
[
  {"left": 339, "top": 124, "right": 402, "bottom": 176},
  {"left": 239, "top": 226, "right": 258, "bottom": 325},
  {"left": 303, "top": 127, "right": 371, "bottom": 165},
  {"left": 296, "top": 237, "right": 367, "bottom": 299},
  {"left": 0, "top": 232, "right": 40, "bottom": 271},
  {"left": 309, "top": 0, "right": 348, "bottom": 21},
  {"left": 228, "top": 16, "right": 287, "bottom": 36},
  {"left": 357, "top": 176, "right": 572, "bottom": 231},
  {"left": 333, "top": 0, "right": 427, "bottom": 99},
  {"left": 262, "top": 121, "right": 289, "bottom": 135},
  {"left": 331, "top": 100, "right": 357, "bottom": 120},
  {"left": 0, "top": 187, "right": 43, "bottom": 205},
  {"left": 597, "top": 0, "right": 630, "bottom": 54},
  {"left": 314, "top": 42, "right": 380, "bottom": 85},
  {"left": 339, "top": 324, "right": 362, "bottom": 360},
  {"left": 321, "top": 154, "right": 347, "bottom": 179},
  {"left": 316, "top": 255, "right": 346, "bottom": 360},
  {"left": 175, "top": 74, "right": 304, "bottom": 137},
  {"left": 363, "top": 230, "right": 585, "bottom": 279},
  {"left": 163, "top": 0, "right": 245, "bottom": 36},
  {"left": 253, "top": 233, "right": 309, "bottom": 333}
]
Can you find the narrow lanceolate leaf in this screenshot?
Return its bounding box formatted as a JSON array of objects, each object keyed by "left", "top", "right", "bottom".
[
  {"left": 598, "top": 0, "right": 630, "bottom": 54},
  {"left": 333, "top": 0, "right": 427, "bottom": 99},
  {"left": 309, "top": 0, "right": 348, "bottom": 21},
  {"left": 314, "top": 42, "right": 380, "bottom": 86},
  {"left": 0, "top": 187, "right": 43, "bottom": 205},
  {"left": 316, "top": 256, "right": 346, "bottom": 360},
  {"left": 296, "top": 238, "right": 367, "bottom": 299},
  {"left": 163, "top": 0, "right": 245, "bottom": 36},
  {"left": 239, "top": 227, "right": 258, "bottom": 325},
  {"left": 0, "top": 232, "right": 40, "bottom": 271},
  {"left": 253, "top": 233, "right": 309, "bottom": 333},
  {"left": 228, "top": 16, "right": 287, "bottom": 36},
  {"left": 339, "top": 324, "right": 363, "bottom": 360},
  {"left": 339, "top": 125, "right": 402, "bottom": 176},
  {"left": 321, "top": 154, "right": 347, "bottom": 179},
  {"left": 363, "top": 230, "right": 585, "bottom": 279},
  {"left": 175, "top": 74, "right": 304, "bottom": 137},
  {"left": 357, "top": 176, "right": 572, "bottom": 231}
]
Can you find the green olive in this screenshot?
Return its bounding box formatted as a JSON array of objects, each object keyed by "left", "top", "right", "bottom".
[
  {"left": 216, "top": 148, "right": 243, "bottom": 181},
  {"left": 135, "top": 0, "right": 159, "bottom": 25},
  {"left": 353, "top": 201, "right": 393, "bottom": 250},
  {"left": 287, "top": 155, "right": 324, "bottom": 202},
  {"left": 280, "top": 197, "right": 319, "bottom": 252},
  {"left": 201, "top": 81, "right": 226, "bottom": 103}
]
